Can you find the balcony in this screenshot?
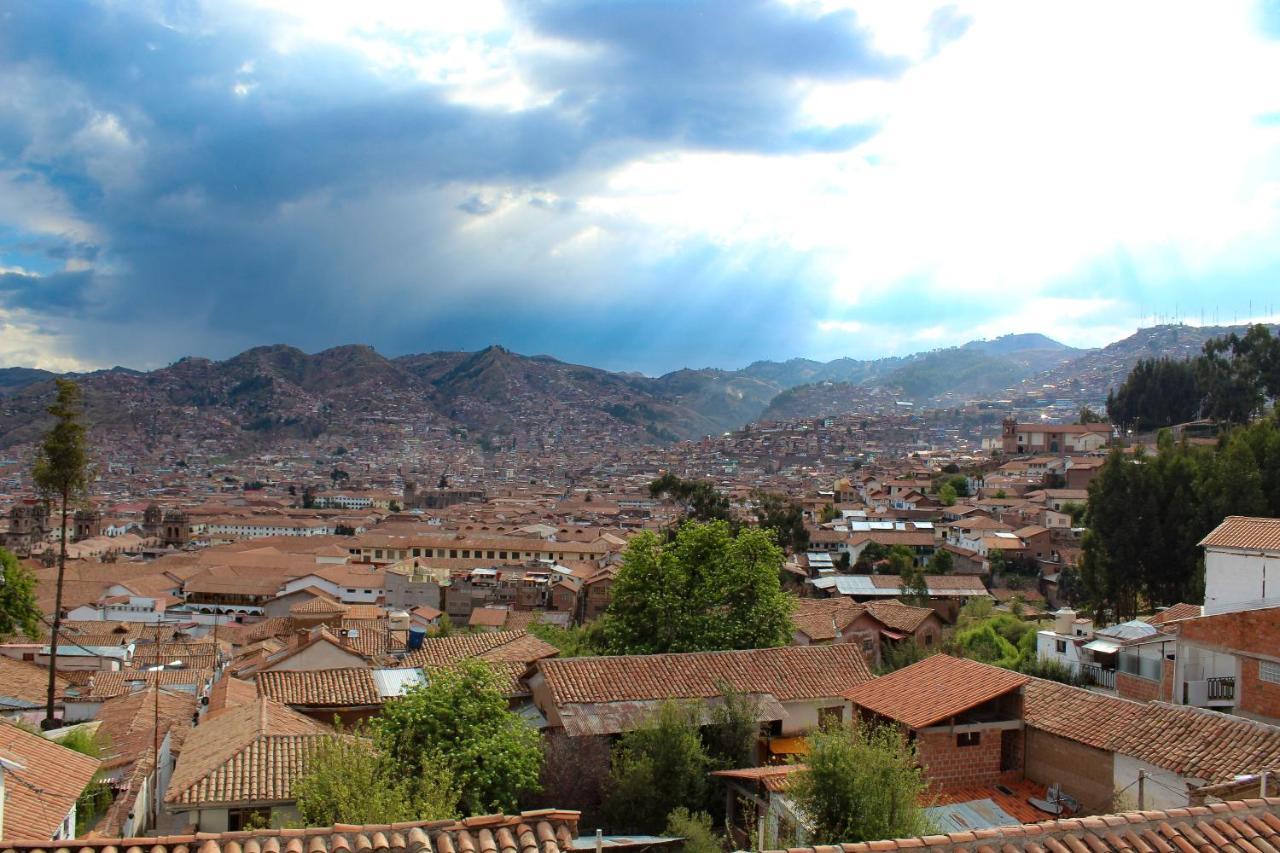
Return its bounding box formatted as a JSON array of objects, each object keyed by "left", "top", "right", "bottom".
[
  {"left": 1079, "top": 663, "right": 1116, "bottom": 690},
  {"left": 1183, "top": 676, "right": 1235, "bottom": 706}
]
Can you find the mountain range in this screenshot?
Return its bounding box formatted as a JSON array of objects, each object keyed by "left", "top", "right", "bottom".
[{"left": 0, "top": 326, "right": 1249, "bottom": 448}]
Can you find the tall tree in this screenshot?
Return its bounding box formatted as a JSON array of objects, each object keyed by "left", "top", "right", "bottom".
[
  {"left": 374, "top": 659, "right": 543, "bottom": 814},
  {"left": 788, "top": 721, "right": 931, "bottom": 844},
  {"left": 33, "top": 378, "right": 91, "bottom": 728},
  {"left": 604, "top": 701, "right": 709, "bottom": 834},
  {"left": 751, "top": 490, "right": 810, "bottom": 553},
  {"left": 604, "top": 521, "right": 793, "bottom": 654},
  {"left": 0, "top": 548, "right": 40, "bottom": 641}
]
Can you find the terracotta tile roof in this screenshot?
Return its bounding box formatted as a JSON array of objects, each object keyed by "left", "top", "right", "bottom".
[
  {"left": 290, "top": 595, "right": 349, "bottom": 616},
  {"left": 82, "top": 668, "right": 212, "bottom": 700},
  {"left": 761, "top": 797, "right": 1280, "bottom": 852},
  {"left": 1199, "top": 515, "right": 1280, "bottom": 551},
  {"left": 469, "top": 607, "right": 511, "bottom": 628},
  {"left": 165, "top": 697, "right": 330, "bottom": 808},
  {"left": 396, "top": 631, "right": 558, "bottom": 669},
  {"left": 207, "top": 674, "right": 260, "bottom": 714},
  {"left": 1112, "top": 703, "right": 1280, "bottom": 784},
  {"left": 1145, "top": 602, "right": 1203, "bottom": 625},
  {"left": 0, "top": 656, "right": 67, "bottom": 709},
  {"left": 791, "top": 598, "right": 865, "bottom": 642},
  {"left": 862, "top": 600, "right": 936, "bottom": 633},
  {"left": 0, "top": 809, "right": 581, "bottom": 853},
  {"left": 92, "top": 687, "right": 197, "bottom": 771},
  {"left": 842, "top": 654, "right": 1028, "bottom": 729},
  {"left": 0, "top": 719, "right": 101, "bottom": 840},
  {"left": 1023, "top": 678, "right": 1280, "bottom": 782},
  {"left": 539, "top": 644, "right": 872, "bottom": 706},
  {"left": 256, "top": 669, "right": 381, "bottom": 707}
]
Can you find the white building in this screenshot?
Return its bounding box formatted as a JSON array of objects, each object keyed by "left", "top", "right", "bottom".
[{"left": 1198, "top": 516, "right": 1280, "bottom": 615}]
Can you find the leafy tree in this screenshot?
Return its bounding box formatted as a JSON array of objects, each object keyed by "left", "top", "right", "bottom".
[
  {"left": 603, "top": 522, "right": 793, "bottom": 654},
  {"left": 751, "top": 490, "right": 810, "bottom": 553},
  {"left": 953, "top": 623, "right": 1020, "bottom": 669},
  {"left": 374, "top": 659, "right": 542, "bottom": 814},
  {"left": 926, "top": 548, "right": 953, "bottom": 575},
  {"left": 1106, "top": 356, "right": 1202, "bottom": 430},
  {"left": 818, "top": 503, "right": 839, "bottom": 524},
  {"left": 703, "top": 686, "right": 760, "bottom": 774},
  {"left": 0, "top": 548, "right": 40, "bottom": 641},
  {"left": 885, "top": 545, "right": 914, "bottom": 576},
  {"left": 605, "top": 701, "right": 709, "bottom": 834},
  {"left": 649, "top": 474, "right": 733, "bottom": 525},
  {"left": 389, "top": 501, "right": 402, "bottom": 512},
  {"left": 294, "top": 729, "right": 457, "bottom": 825},
  {"left": 528, "top": 620, "right": 604, "bottom": 657},
  {"left": 1018, "top": 656, "right": 1085, "bottom": 686},
  {"left": 937, "top": 483, "right": 957, "bottom": 506},
  {"left": 33, "top": 378, "right": 91, "bottom": 728},
  {"left": 899, "top": 562, "right": 930, "bottom": 608},
  {"left": 854, "top": 541, "right": 889, "bottom": 572},
  {"left": 876, "top": 639, "right": 928, "bottom": 674},
  {"left": 664, "top": 808, "right": 722, "bottom": 853},
  {"left": 1078, "top": 406, "right": 1105, "bottom": 424},
  {"left": 934, "top": 474, "right": 970, "bottom": 498},
  {"left": 1059, "top": 501, "right": 1087, "bottom": 525},
  {"left": 788, "top": 721, "right": 931, "bottom": 844}
]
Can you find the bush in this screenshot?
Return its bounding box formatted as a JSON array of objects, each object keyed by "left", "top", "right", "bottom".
[
  {"left": 788, "top": 721, "right": 932, "bottom": 844},
  {"left": 664, "top": 808, "right": 722, "bottom": 853}
]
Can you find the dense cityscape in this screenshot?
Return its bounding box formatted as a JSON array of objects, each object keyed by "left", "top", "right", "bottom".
[{"left": 3, "top": 2, "right": 1280, "bottom": 852}]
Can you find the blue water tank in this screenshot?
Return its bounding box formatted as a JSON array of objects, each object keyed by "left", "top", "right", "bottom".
[{"left": 407, "top": 627, "right": 426, "bottom": 651}]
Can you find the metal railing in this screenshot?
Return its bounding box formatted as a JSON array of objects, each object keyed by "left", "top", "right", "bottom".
[
  {"left": 1080, "top": 663, "right": 1116, "bottom": 689},
  {"left": 1207, "top": 676, "right": 1235, "bottom": 701}
]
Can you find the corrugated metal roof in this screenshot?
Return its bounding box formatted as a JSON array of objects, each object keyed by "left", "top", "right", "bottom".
[{"left": 371, "top": 667, "right": 425, "bottom": 698}]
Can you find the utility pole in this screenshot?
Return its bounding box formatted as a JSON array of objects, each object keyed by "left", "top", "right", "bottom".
[{"left": 1137, "top": 769, "right": 1146, "bottom": 810}]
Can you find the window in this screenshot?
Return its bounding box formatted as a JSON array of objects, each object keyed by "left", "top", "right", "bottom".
[
  {"left": 956, "top": 732, "right": 981, "bottom": 748},
  {"left": 818, "top": 706, "right": 844, "bottom": 727},
  {"left": 1261, "top": 661, "right": 1280, "bottom": 685},
  {"left": 228, "top": 808, "right": 271, "bottom": 831},
  {"left": 1055, "top": 640, "right": 1067, "bottom": 654},
  {"left": 861, "top": 637, "right": 874, "bottom": 654},
  {"left": 924, "top": 633, "right": 935, "bottom": 648}
]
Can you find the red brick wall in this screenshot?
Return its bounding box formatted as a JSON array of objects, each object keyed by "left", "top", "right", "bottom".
[
  {"left": 916, "top": 728, "right": 1003, "bottom": 791},
  {"left": 1179, "top": 608, "right": 1280, "bottom": 659},
  {"left": 1238, "top": 658, "right": 1280, "bottom": 722},
  {"left": 1116, "top": 671, "right": 1160, "bottom": 702},
  {"left": 1023, "top": 728, "right": 1116, "bottom": 813}
]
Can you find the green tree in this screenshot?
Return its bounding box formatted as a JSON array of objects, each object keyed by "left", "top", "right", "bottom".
[
  {"left": 0, "top": 548, "right": 40, "bottom": 641},
  {"left": 603, "top": 522, "right": 793, "bottom": 654},
  {"left": 1106, "top": 356, "right": 1201, "bottom": 430},
  {"left": 953, "top": 623, "right": 1020, "bottom": 669},
  {"left": 937, "top": 483, "right": 957, "bottom": 506},
  {"left": 664, "top": 808, "right": 722, "bottom": 853},
  {"left": 818, "top": 503, "right": 839, "bottom": 524},
  {"left": 855, "top": 541, "right": 890, "bottom": 572},
  {"left": 926, "top": 548, "right": 953, "bottom": 575},
  {"left": 605, "top": 701, "right": 709, "bottom": 834},
  {"left": 649, "top": 474, "right": 733, "bottom": 525},
  {"left": 788, "top": 721, "right": 931, "bottom": 844},
  {"left": 876, "top": 639, "right": 928, "bottom": 674},
  {"left": 33, "top": 378, "right": 92, "bottom": 728},
  {"left": 751, "top": 490, "right": 810, "bottom": 553},
  {"left": 886, "top": 545, "right": 914, "bottom": 576},
  {"left": 389, "top": 501, "right": 402, "bottom": 512},
  {"left": 1078, "top": 406, "right": 1105, "bottom": 424},
  {"left": 374, "top": 659, "right": 542, "bottom": 814},
  {"left": 899, "top": 562, "right": 930, "bottom": 608},
  {"left": 528, "top": 620, "right": 604, "bottom": 657},
  {"left": 294, "top": 729, "right": 458, "bottom": 825}
]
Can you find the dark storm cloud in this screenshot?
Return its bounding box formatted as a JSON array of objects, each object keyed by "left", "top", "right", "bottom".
[
  {"left": 516, "top": 0, "right": 899, "bottom": 151},
  {"left": 0, "top": 0, "right": 907, "bottom": 370}
]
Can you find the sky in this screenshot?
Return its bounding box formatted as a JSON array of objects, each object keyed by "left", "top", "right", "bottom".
[{"left": 2, "top": 1, "right": 1280, "bottom": 376}]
